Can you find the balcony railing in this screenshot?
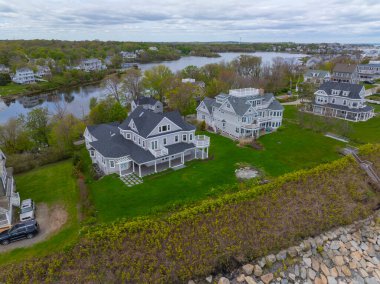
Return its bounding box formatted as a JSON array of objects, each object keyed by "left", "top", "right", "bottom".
[
  {"left": 195, "top": 135, "right": 210, "bottom": 148},
  {"left": 149, "top": 146, "right": 169, "bottom": 158}
]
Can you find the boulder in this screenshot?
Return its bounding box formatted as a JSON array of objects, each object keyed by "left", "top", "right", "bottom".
[
  {"left": 218, "top": 277, "right": 230, "bottom": 284},
  {"left": 254, "top": 265, "right": 263, "bottom": 277},
  {"left": 261, "top": 273, "right": 274, "bottom": 284},
  {"left": 242, "top": 264, "right": 254, "bottom": 275}
]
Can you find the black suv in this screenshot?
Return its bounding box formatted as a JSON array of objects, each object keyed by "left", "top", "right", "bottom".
[{"left": 0, "top": 220, "right": 39, "bottom": 245}]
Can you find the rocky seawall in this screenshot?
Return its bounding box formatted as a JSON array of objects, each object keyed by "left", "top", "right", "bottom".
[{"left": 192, "top": 210, "right": 380, "bottom": 284}]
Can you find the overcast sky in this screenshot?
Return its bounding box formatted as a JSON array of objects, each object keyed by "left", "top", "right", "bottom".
[{"left": 0, "top": 0, "right": 379, "bottom": 43}]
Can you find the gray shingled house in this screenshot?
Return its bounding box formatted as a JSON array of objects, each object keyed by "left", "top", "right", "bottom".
[
  {"left": 304, "top": 70, "right": 331, "bottom": 85},
  {"left": 84, "top": 106, "right": 210, "bottom": 177},
  {"left": 131, "top": 96, "right": 163, "bottom": 113},
  {"left": 311, "top": 82, "right": 374, "bottom": 122},
  {"left": 331, "top": 63, "right": 359, "bottom": 84},
  {"left": 196, "top": 88, "right": 284, "bottom": 139}
]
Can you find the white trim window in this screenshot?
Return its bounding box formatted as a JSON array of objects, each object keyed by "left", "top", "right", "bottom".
[
  {"left": 126, "top": 133, "right": 131, "bottom": 139},
  {"left": 151, "top": 140, "right": 158, "bottom": 150},
  {"left": 175, "top": 135, "right": 179, "bottom": 142},
  {"left": 189, "top": 134, "right": 193, "bottom": 141},
  {"left": 90, "top": 150, "right": 95, "bottom": 157},
  {"left": 110, "top": 160, "right": 115, "bottom": 168},
  {"left": 163, "top": 138, "right": 167, "bottom": 145},
  {"left": 182, "top": 134, "right": 187, "bottom": 141}
]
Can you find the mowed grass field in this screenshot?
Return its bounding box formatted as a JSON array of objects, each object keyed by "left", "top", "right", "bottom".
[{"left": 89, "top": 107, "right": 345, "bottom": 222}]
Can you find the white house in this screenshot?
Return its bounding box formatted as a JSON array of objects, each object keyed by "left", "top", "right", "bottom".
[
  {"left": 35, "top": 65, "right": 51, "bottom": 78},
  {"left": 84, "top": 107, "right": 210, "bottom": 177},
  {"left": 148, "top": 47, "right": 158, "bottom": 51},
  {"left": 182, "top": 78, "right": 206, "bottom": 88},
  {"left": 79, "top": 59, "right": 106, "bottom": 72},
  {"left": 311, "top": 82, "right": 374, "bottom": 122},
  {"left": 0, "top": 64, "right": 9, "bottom": 74},
  {"left": 0, "top": 150, "right": 20, "bottom": 232},
  {"left": 197, "top": 88, "right": 284, "bottom": 139},
  {"left": 120, "top": 51, "right": 137, "bottom": 60},
  {"left": 131, "top": 96, "right": 163, "bottom": 113},
  {"left": 304, "top": 70, "right": 331, "bottom": 85},
  {"left": 12, "top": 68, "right": 35, "bottom": 84}
]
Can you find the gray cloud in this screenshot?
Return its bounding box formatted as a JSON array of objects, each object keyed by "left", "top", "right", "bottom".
[{"left": 0, "top": 0, "right": 378, "bottom": 43}]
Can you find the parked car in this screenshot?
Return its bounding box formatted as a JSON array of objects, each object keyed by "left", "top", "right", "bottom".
[
  {"left": 0, "top": 220, "right": 39, "bottom": 245},
  {"left": 364, "top": 80, "right": 375, "bottom": 84},
  {"left": 20, "top": 199, "right": 36, "bottom": 222}
]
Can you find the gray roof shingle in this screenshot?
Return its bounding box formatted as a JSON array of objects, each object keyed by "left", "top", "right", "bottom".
[
  {"left": 318, "top": 82, "right": 364, "bottom": 100},
  {"left": 333, "top": 63, "right": 357, "bottom": 73}
]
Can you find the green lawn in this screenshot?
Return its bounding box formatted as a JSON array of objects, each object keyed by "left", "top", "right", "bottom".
[
  {"left": 0, "top": 83, "right": 30, "bottom": 96},
  {"left": 286, "top": 104, "right": 380, "bottom": 144},
  {"left": 0, "top": 160, "right": 79, "bottom": 265},
  {"left": 89, "top": 113, "right": 344, "bottom": 223}
]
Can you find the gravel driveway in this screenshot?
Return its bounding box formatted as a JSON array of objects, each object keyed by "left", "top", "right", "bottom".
[{"left": 0, "top": 203, "right": 67, "bottom": 253}]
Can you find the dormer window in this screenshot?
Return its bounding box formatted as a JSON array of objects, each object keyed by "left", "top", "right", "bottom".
[
  {"left": 343, "top": 100, "right": 347, "bottom": 105},
  {"left": 126, "top": 133, "right": 131, "bottom": 139},
  {"left": 342, "top": 91, "right": 349, "bottom": 96},
  {"left": 158, "top": 124, "right": 171, "bottom": 133}
]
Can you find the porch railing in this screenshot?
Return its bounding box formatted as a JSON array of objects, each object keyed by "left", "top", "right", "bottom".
[
  {"left": 195, "top": 135, "right": 210, "bottom": 148},
  {"left": 149, "top": 146, "right": 169, "bottom": 158}
]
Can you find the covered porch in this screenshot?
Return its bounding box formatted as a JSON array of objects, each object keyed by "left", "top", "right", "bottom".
[{"left": 136, "top": 148, "right": 196, "bottom": 177}]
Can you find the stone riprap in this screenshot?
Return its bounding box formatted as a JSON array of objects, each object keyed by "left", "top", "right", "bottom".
[{"left": 190, "top": 211, "right": 380, "bottom": 284}]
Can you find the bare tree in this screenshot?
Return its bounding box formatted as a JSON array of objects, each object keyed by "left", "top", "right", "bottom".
[
  {"left": 103, "top": 73, "right": 124, "bottom": 103},
  {"left": 122, "top": 68, "right": 142, "bottom": 102}
]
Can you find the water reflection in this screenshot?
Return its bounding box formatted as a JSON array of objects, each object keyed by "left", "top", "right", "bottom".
[{"left": 0, "top": 52, "right": 306, "bottom": 123}]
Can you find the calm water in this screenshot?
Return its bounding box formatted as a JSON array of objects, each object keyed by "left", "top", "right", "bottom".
[{"left": 0, "top": 52, "right": 306, "bottom": 123}]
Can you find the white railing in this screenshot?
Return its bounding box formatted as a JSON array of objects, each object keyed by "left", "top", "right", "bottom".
[
  {"left": 149, "top": 146, "right": 169, "bottom": 158},
  {"left": 195, "top": 135, "right": 210, "bottom": 148}
]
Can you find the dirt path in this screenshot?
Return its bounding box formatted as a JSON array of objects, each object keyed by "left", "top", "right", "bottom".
[{"left": 0, "top": 203, "right": 68, "bottom": 253}]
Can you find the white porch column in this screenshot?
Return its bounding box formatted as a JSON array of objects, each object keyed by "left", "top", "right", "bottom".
[
  {"left": 154, "top": 160, "right": 157, "bottom": 173},
  {"left": 202, "top": 148, "right": 204, "bottom": 159},
  {"left": 119, "top": 164, "right": 122, "bottom": 177},
  {"left": 138, "top": 164, "right": 142, "bottom": 178},
  {"left": 169, "top": 156, "right": 171, "bottom": 168},
  {"left": 195, "top": 148, "right": 197, "bottom": 159},
  {"left": 181, "top": 152, "right": 184, "bottom": 164},
  {"left": 345, "top": 112, "right": 348, "bottom": 120},
  {"left": 206, "top": 147, "right": 209, "bottom": 158},
  {"left": 132, "top": 162, "right": 135, "bottom": 172}
]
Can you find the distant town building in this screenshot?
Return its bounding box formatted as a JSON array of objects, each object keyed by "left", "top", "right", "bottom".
[
  {"left": 35, "top": 66, "right": 51, "bottom": 78},
  {"left": 357, "top": 63, "right": 380, "bottom": 81},
  {"left": 11, "top": 68, "right": 35, "bottom": 84},
  {"left": 182, "top": 78, "right": 206, "bottom": 88},
  {"left": 0, "top": 64, "right": 10, "bottom": 74},
  {"left": 148, "top": 46, "right": 158, "bottom": 51},
  {"left": 120, "top": 51, "right": 137, "bottom": 60},
  {"left": 79, "top": 58, "right": 106, "bottom": 72},
  {"left": 311, "top": 82, "right": 374, "bottom": 122},
  {"left": 197, "top": 88, "right": 284, "bottom": 140},
  {"left": 304, "top": 70, "right": 331, "bottom": 85},
  {"left": 305, "top": 57, "right": 322, "bottom": 68},
  {"left": 331, "top": 63, "right": 359, "bottom": 84}
]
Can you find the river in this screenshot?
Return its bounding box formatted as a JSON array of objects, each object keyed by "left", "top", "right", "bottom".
[{"left": 0, "top": 52, "right": 306, "bottom": 123}]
